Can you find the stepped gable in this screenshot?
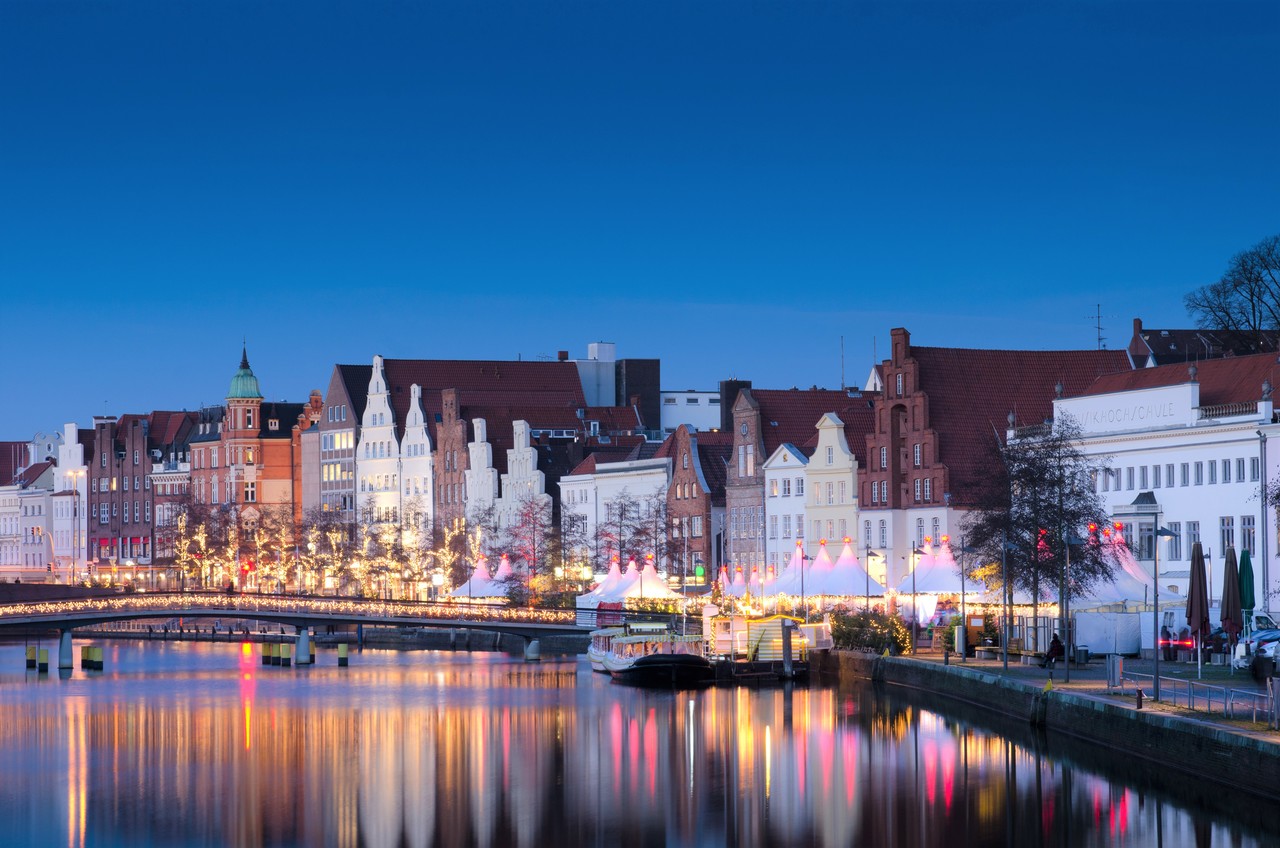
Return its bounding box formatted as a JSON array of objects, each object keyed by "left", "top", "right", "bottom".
[
  {"left": 910, "top": 344, "right": 1130, "bottom": 496},
  {"left": 1079, "top": 349, "right": 1280, "bottom": 408},
  {"left": 749, "top": 388, "right": 862, "bottom": 456}
]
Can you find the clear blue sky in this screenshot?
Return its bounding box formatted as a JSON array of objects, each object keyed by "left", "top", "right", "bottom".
[{"left": 2, "top": 1, "right": 1277, "bottom": 439}]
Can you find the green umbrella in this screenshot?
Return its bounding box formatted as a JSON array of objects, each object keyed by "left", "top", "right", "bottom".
[{"left": 1239, "top": 549, "right": 1256, "bottom": 632}]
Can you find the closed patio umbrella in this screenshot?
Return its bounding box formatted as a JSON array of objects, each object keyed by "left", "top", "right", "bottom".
[
  {"left": 1220, "top": 547, "right": 1243, "bottom": 672},
  {"left": 1186, "top": 541, "right": 1211, "bottom": 679},
  {"left": 1239, "top": 549, "right": 1256, "bottom": 634}
]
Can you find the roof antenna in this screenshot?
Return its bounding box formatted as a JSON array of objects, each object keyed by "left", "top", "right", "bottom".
[{"left": 840, "top": 335, "right": 846, "bottom": 390}]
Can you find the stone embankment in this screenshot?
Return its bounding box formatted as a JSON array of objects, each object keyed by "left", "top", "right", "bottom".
[{"left": 815, "top": 650, "right": 1280, "bottom": 800}]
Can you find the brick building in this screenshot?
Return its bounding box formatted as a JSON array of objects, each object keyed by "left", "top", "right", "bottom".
[{"left": 660, "top": 425, "right": 731, "bottom": 585}]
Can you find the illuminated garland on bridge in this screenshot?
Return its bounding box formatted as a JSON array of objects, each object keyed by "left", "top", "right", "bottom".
[{"left": 0, "top": 593, "right": 579, "bottom": 626}]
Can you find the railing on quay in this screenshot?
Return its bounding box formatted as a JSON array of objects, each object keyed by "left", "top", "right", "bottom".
[{"left": 1120, "top": 670, "right": 1276, "bottom": 724}]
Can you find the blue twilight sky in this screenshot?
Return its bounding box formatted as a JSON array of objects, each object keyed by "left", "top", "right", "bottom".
[{"left": 2, "top": 1, "right": 1277, "bottom": 440}]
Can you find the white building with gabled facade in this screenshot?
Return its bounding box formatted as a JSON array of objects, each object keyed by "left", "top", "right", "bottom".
[
  {"left": 355, "top": 355, "right": 436, "bottom": 547},
  {"left": 804, "top": 412, "right": 861, "bottom": 557},
  {"left": 559, "top": 452, "right": 672, "bottom": 568},
  {"left": 762, "top": 443, "right": 808, "bottom": 576}
]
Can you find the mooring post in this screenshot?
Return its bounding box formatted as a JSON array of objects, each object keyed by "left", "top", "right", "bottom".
[
  {"left": 58, "top": 630, "right": 74, "bottom": 671},
  {"left": 338, "top": 643, "right": 349, "bottom": 667},
  {"left": 356, "top": 624, "right": 364, "bottom": 648},
  {"left": 781, "top": 620, "right": 794, "bottom": 680},
  {"left": 296, "top": 627, "right": 311, "bottom": 666},
  {"left": 524, "top": 638, "right": 541, "bottom": 662}
]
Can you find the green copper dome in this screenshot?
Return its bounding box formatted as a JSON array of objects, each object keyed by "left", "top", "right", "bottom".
[{"left": 228, "top": 346, "right": 263, "bottom": 399}]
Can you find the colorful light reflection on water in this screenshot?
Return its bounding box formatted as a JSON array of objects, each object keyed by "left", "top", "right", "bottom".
[{"left": 0, "top": 641, "right": 1269, "bottom": 847}]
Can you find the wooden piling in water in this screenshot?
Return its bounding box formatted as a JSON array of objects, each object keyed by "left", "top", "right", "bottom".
[
  {"left": 280, "top": 644, "right": 292, "bottom": 667},
  {"left": 37, "top": 649, "right": 48, "bottom": 673},
  {"left": 26, "top": 646, "right": 36, "bottom": 669},
  {"left": 337, "top": 643, "right": 349, "bottom": 667}
]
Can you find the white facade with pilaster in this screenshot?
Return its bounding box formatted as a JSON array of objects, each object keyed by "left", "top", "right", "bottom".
[
  {"left": 762, "top": 444, "right": 807, "bottom": 575},
  {"left": 1054, "top": 370, "right": 1278, "bottom": 614}
]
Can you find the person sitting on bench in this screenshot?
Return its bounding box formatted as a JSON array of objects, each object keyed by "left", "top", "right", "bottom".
[{"left": 1041, "top": 634, "right": 1065, "bottom": 668}]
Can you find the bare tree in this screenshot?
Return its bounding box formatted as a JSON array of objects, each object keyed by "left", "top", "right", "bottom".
[{"left": 1185, "top": 234, "right": 1280, "bottom": 342}]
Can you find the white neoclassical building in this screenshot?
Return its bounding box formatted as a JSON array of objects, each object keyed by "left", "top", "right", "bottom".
[
  {"left": 761, "top": 443, "right": 807, "bottom": 575},
  {"left": 559, "top": 454, "right": 673, "bottom": 568},
  {"left": 1054, "top": 353, "right": 1279, "bottom": 612}
]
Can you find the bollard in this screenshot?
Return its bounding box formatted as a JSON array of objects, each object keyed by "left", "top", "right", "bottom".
[
  {"left": 261, "top": 643, "right": 270, "bottom": 666},
  {"left": 1136, "top": 688, "right": 1144, "bottom": 710},
  {"left": 269, "top": 643, "right": 281, "bottom": 666},
  {"left": 338, "top": 643, "right": 349, "bottom": 667},
  {"left": 524, "top": 639, "right": 541, "bottom": 662},
  {"left": 38, "top": 649, "right": 49, "bottom": 674},
  {"left": 94, "top": 647, "right": 103, "bottom": 671},
  {"left": 280, "top": 644, "right": 292, "bottom": 668},
  {"left": 450, "top": 629, "right": 457, "bottom": 651},
  {"left": 296, "top": 628, "right": 311, "bottom": 666},
  {"left": 943, "top": 648, "right": 950, "bottom": 666},
  {"left": 26, "top": 646, "right": 36, "bottom": 669}
]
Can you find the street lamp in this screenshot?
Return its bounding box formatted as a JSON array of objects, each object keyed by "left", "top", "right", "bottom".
[
  {"left": 1062, "top": 530, "right": 1087, "bottom": 684},
  {"left": 1152, "top": 520, "right": 1176, "bottom": 701},
  {"left": 67, "top": 468, "right": 86, "bottom": 585},
  {"left": 864, "top": 541, "right": 877, "bottom": 614}
]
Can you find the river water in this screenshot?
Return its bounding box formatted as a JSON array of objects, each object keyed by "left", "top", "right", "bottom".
[{"left": 0, "top": 640, "right": 1271, "bottom": 848}]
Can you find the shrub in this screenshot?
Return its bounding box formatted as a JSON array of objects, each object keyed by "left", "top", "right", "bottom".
[{"left": 830, "top": 609, "right": 911, "bottom": 654}]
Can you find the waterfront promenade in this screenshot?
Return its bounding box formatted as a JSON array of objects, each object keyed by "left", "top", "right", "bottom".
[{"left": 830, "top": 648, "right": 1280, "bottom": 800}]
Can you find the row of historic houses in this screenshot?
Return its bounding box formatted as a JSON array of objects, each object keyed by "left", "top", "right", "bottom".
[{"left": 4, "top": 322, "right": 1279, "bottom": 617}]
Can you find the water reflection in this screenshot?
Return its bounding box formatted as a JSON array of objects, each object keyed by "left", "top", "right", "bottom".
[{"left": 0, "top": 642, "right": 1269, "bottom": 847}]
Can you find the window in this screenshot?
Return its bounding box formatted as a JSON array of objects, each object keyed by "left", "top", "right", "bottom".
[
  {"left": 737, "top": 446, "right": 744, "bottom": 477},
  {"left": 1101, "top": 471, "right": 1109, "bottom": 492},
  {"left": 895, "top": 373, "right": 904, "bottom": 396},
  {"left": 913, "top": 443, "right": 921, "bottom": 467},
  {"left": 769, "top": 479, "right": 778, "bottom": 497},
  {"left": 880, "top": 447, "right": 887, "bottom": 470},
  {"left": 782, "top": 515, "right": 791, "bottom": 538},
  {"left": 746, "top": 445, "right": 754, "bottom": 477},
  {"left": 1222, "top": 459, "right": 1231, "bottom": 484},
  {"left": 914, "top": 479, "right": 921, "bottom": 502},
  {"left": 826, "top": 519, "right": 835, "bottom": 540},
  {"left": 91, "top": 504, "right": 97, "bottom": 518},
  {"left": 144, "top": 477, "right": 151, "bottom": 491},
  {"left": 1126, "top": 468, "right": 1134, "bottom": 490},
  {"left": 133, "top": 449, "right": 139, "bottom": 465},
  {"left": 1166, "top": 464, "right": 1174, "bottom": 487},
  {"left": 871, "top": 483, "right": 879, "bottom": 505},
  {"left": 246, "top": 410, "right": 254, "bottom": 428},
  {"left": 796, "top": 514, "right": 804, "bottom": 538},
  {"left": 1152, "top": 465, "right": 1161, "bottom": 488},
  {"left": 1220, "top": 516, "right": 1234, "bottom": 551},
  {"left": 916, "top": 517, "right": 925, "bottom": 546},
  {"left": 691, "top": 516, "right": 703, "bottom": 537},
  {"left": 781, "top": 479, "right": 791, "bottom": 497},
  {"left": 826, "top": 483, "right": 834, "bottom": 505},
  {"left": 1167, "top": 522, "right": 1182, "bottom": 560},
  {"left": 839, "top": 481, "right": 847, "bottom": 503},
  {"left": 827, "top": 446, "right": 834, "bottom": 465},
  {"left": 244, "top": 482, "right": 256, "bottom": 503},
  {"left": 1187, "top": 521, "right": 1200, "bottom": 551},
  {"left": 923, "top": 478, "right": 932, "bottom": 502},
  {"left": 1252, "top": 457, "right": 1262, "bottom": 482},
  {"left": 1242, "top": 515, "right": 1256, "bottom": 554},
  {"left": 686, "top": 397, "right": 699, "bottom": 405},
  {"left": 813, "top": 520, "right": 821, "bottom": 539},
  {"left": 1209, "top": 462, "right": 1217, "bottom": 484},
  {"left": 1139, "top": 466, "right": 1148, "bottom": 489},
  {"left": 769, "top": 516, "right": 778, "bottom": 538},
  {"left": 932, "top": 517, "right": 940, "bottom": 541},
  {"left": 864, "top": 520, "right": 871, "bottom": 546},
  {"left": 1194, "top": 462, "right": 1203, "bottom": 485},
  {"left": 796, "top": 478, "right": 804, "bottom": 496},
  {"left": 123, "top": 477, "right": 130, "bottom": 492},
  {"left": 664, "top": 397, "right": 676, "bottom": 405},
  {"left": 269, "top": 419, "right": 279, "bottom": 431},
  {"left": 134, "top": 476, "right": 139, "bottom": 490},
  {"left": 1237, "top": 458, "right": 1246, "bottom": 483},
  {"left": 839, "top": 519, "right": 847, "bottom": 538},
  {"left": 1181, "top": 463, "right": 1190, "bottom": 487}
]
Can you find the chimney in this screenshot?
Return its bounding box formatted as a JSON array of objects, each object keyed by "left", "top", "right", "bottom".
[{"left": 558, "top": 350, "right": 569, "bottom": 361}]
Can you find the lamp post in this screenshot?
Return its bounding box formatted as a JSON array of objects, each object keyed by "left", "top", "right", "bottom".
[
  {"left": 68, "top": 468, "right": 86, "bottom": 585},
  {"left": 910, "top": 545, "right": 925, "bottom": 655},
  {"left": 1002, "top": 534, "right": 1011, "bottom": 672},
  {"left": 1061, "top": 530, "right": 1086, "bottom": 684},
  {"left": 864, "top": 541, "right": 874, "bottom": 613},
  {"left": 1152, "top": 519, "right": 1175, "bottom": 701},
  {"left": 957, "top": 536, "right": 977, "bottom": 664}
]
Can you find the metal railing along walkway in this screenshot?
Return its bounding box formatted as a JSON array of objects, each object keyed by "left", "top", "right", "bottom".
[{"left": 1120, "top": 670, "right": 1277, "bottom": 724}]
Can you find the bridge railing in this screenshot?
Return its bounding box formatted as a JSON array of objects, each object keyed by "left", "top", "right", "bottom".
[{"left": 0, "top": 591, "right": 581, "bottom": 626}]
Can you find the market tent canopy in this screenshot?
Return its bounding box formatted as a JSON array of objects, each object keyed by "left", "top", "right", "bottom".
[{"left": 450, "top": 557, "right": 507, "bottom": 600}]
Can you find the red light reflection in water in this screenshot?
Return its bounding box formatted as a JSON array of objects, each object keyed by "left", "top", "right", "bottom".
[
  {"left": 843, "top": 735, "right": 858, "bottom": 805},
  {"left": 924, "top": 740, "right": 938, "bottom": 807},
  {"left": 644, "top": 710, "right": 657, "bottom": 798}
]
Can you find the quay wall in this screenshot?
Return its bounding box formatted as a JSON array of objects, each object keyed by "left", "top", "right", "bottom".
[{"left": 814, "top": 650, "right": 1280, "bottom": 799}]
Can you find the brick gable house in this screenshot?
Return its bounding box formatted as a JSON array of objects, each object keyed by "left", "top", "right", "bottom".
[
  {"left": 861, "top": 327, "right": 1131, "bottom": 587},
  {"left": 661, "top": 425, "right": 731, "bottom": 586}
]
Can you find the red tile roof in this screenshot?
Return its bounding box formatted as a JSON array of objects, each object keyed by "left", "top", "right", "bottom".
[
  {"left": 800, "top": 401, "right": 878, "bottom": 466},
  {"left": 748, "top": 389, "right": 865, "bottom": 456},
  {"left": 585, "top": 406, "right": 643, "bottom": 432},
  {"left": 0, "top": 442, "right": 26, "bottom": 486},
  {"left": 691, "top": 430, "right": 733, "bottom": 504},
  {"left": 14, "top": 460, "right": 53, "bottom": 488},
  {"left": 908, "top": 345, "right": 1131, "bottom": 502},
  {"left": 379, "top": 359, "right": 587, "bottom": 444},
  {"left": 1079, "top": 350, "right": 1280, "bottom": 407}
]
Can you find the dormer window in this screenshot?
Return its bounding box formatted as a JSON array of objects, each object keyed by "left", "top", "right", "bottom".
[{"left": 268, "top": 419, "right": 279, "bottom": 431}]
